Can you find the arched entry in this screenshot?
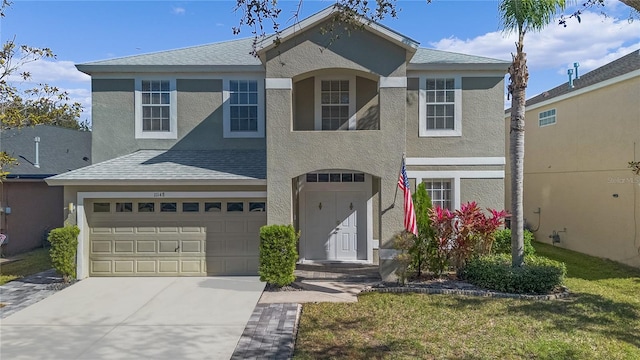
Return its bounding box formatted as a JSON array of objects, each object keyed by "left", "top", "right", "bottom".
[{"left": 297, "top": 170, "right": 373, "bottom": 262}]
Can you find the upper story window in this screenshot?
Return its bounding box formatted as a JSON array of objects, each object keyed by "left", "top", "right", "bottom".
[
  {"left": 538, "top": 109, "right": 556, "bottom": 127},
  {"left": 314, "top": 76, "right": 356, "bottom": 130},
  {"left": 321, "top": 80, "right": 349, "bottom": 130},
  {"left": 223, "top": 78, "right": 265, "bottom": 138},
  {"left": 230, "top": 80, "right": 258, "bottom": 132},
  {"left": 135, "top": 79, "right": 177, "bottom": 139},
  {"left": 419, "top": 76, "right": 461, "bottom": 137}
]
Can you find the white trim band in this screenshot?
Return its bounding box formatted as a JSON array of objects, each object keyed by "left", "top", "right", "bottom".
[
  {"left": 265, "top": 78, "right": 293, "bottom": 89},
  {"left": 379, "top": 77, "right": 407, "bottom": 88},
  {"left": 406, "top": 157, "right": 506, "bottom": 166},
  {"left": 407, "top": 171, "right": 504, "bottom": 179}
]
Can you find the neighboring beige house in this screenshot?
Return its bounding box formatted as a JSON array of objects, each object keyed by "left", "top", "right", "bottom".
[
  {"left": 47, "top": 6, "right": 509, "bottom": 280},
  {"left": 0, "top": 125, "right": 91, "bottom": 256},
  {"left": 505, "top": 49, "right": 640, "bottom": 268}
]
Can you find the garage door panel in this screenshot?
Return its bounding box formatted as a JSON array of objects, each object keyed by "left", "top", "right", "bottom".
[
  {"left": 159, "top": 240, "right": 180, "bottom": 253},
  {"left": 114, "top": 260, "right": 134, "bottom": 273},
  {"left": 136, "top": 261, "right": 156, "bottom": 273},
  {"left": 224, "top": 220, "right": 247, "bottom": 233},
  {"left": 88, "top": 199, "right": 266, "bottom": 276},
  {"left": 137, "top": 241, "right": 156, "bottom": 253},
  {"left": 181, "top": 260, "right": 203, "bottom": 273},
  {"left": 91, "top": 227, "right": 112, "bottom": 234},
  {"left": 91, "top": 260, "right": 112, "bottom": 274},
  {"left": 159, "top": 260, "right": 179, "bottom": 273},
  {"left": 114, "top": 227, "right": 134, "bottom": 234},
  {"left": 181, "top": 240, "right": 202, "bottom": 253},
  {"left": 92, "top": 241, "right": 111, "bottom": 253},
  {"left": 114, "top": 241, "right": 134, "bottom": 253}
]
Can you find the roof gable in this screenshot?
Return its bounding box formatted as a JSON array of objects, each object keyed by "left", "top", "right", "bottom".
[{"left": 257, "top": 5, "right": 419, "bottom": 56}]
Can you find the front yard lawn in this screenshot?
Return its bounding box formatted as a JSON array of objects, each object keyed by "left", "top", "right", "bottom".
[
  {"left": 294, "top": 242, "right": 640, "bottom": 359},
  {"left": 0, "top": 248, "right": 52, "bottom": 285}
]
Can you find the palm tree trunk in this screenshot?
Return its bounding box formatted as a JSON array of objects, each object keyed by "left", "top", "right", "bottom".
[{"left": 509, "top": 30, "right": 527, "bottom": 267}]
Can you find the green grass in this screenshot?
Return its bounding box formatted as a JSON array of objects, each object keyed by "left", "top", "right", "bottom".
[
  {"left": 294, "top": 242, "right": 640, "bottom": 359},
  {"left": 0, "top": 248, "right": 52, "bottom": 285}
]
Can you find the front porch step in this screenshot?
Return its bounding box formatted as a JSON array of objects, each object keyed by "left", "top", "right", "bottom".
[{"left": 294, "top": 263, "right": 380, "bottom": 282}]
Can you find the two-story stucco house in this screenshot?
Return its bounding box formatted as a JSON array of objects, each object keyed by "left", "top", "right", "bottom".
[
  {"left": 505, "top": 49, "right": 640, "bottom": 268},
  {"left": 47, "top": 6, "right": 509, "bottom": 280}
]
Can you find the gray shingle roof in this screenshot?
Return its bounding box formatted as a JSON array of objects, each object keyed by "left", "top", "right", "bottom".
[
  {"left": 1, "top": 125, "right": 91, "bottom": 178},
  {"left": 525, "top": 49, "right": 640, "bottom": 108},
  {"left": 411, "top": 48, "right": 509, "bottom": 65},
  {"left": 47, "top": 149, "right": 266, "bottom": 183},
  {"left": 77, "top": 38, "right": 261, "bottom": 68},
  {"left": 77, "top": 36, "right": 508, "bottom": 70}
]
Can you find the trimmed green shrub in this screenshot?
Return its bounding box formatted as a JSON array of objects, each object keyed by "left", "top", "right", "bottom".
[
  {"left": 493, "top": 229, "right": 536, "bottom": 256},
  {"left": 259, "top": 224, "right": 299, "bottom": 287},
  {"left": 48, "top": 225, "right": 80, "bottom": 283},
  {"left": 459, "top": 254, "right": 566, "bottom": 294}
]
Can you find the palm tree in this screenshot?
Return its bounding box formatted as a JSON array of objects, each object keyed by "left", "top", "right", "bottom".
[{"left": 500, "top": 0, "right": 566, "bottom": 267}]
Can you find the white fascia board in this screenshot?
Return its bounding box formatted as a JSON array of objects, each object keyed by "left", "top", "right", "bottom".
[
  {"left": 406, "top": 157, "right": 506, "bottom": 166},
  {"left": 407, "top": 170, "right": 505, "bottom": 179},
  {"left": 523, "top": 69, "right": 640, "bottom": 112},
  {"left": 407, "top": 63, "right": 509, "bottom": 72},
  {"left": 81, "top": 65, "right": 265, "bottom": 76},
  {"left": 45, "top": 179, "right": 267, "bottom": 186},
  {"left": 407, "top": 70, "right": 507, "bottom": 78}
]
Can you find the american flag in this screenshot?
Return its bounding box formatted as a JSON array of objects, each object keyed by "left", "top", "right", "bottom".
[{"left": 398, "top": 158, "right": 418, "bottom": 236}]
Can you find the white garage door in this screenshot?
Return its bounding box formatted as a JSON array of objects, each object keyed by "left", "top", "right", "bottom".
[{"left": 86, "top": 199, "right": 267, "bottom": 276}]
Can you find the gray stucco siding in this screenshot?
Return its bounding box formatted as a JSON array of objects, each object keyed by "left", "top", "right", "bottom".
[
  {"left": 91, "top": 78, "right": 266, "bottom": 163},
  {"left": 460, "top": 178, "right": 505, "bottom": 211},
  {"left": 293, "top": 77, "right": 315, "bottom": 131},
  {"left": 356, "top": 77, "right": 379, "bottom": 130},
  {"left": 265, "top": 20, "right": 407, "bottom": 78},
  {"left": 405, "top": 76, "right": 505, "bottom": 158},
  {"left": 92, "top": 79, "right": 135, "bottom": 163}
]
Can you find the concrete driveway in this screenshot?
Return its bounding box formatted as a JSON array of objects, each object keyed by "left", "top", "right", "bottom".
[{"left": 0, "top": 277, "right": 265, "bottom": 360}]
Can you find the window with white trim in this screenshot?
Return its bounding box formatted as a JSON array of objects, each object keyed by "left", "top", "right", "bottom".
[
  {"left": 230, "top": 80, "right": 258, "bottom": 132},
  {"left": 135, "top": 79, "right": 177, "bottom": 139},
  {"left": 223, "top": 78, "right": 265, "bottom": 138},
  {"left": 538, "top": 109, "right": 556, "bottom": 127},
  {"left": 321, "top": 80, "right": 350, "bottom": 130},
  {"left": 424, "top": 179, "right": 452, "bottom": 210},
  {"left": 314, "top": 76, "right": 356, "bottom": 130},
  {"left": 426, "top": 78, "right": 455, "bottom": 130},
  {"left": 418, "top": 76, "right": 461, "bottom": 137}
]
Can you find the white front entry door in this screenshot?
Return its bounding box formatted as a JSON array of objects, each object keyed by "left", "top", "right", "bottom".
[{"left": 305, "top": 191, "right": 363, "bottom": 260}]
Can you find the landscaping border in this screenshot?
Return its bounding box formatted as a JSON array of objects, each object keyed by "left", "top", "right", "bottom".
[{"left": 361, "top": 284, "right": 571, "bottom": 300}]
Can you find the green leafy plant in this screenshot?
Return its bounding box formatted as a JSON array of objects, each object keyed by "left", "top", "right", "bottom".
[
  {"left": 459, "top": 253, "right": 566, "bottom": 294},
  {"left": 493, "top": 228, "right": 536, "bottom": 256},
  {"left": 258, "top": 224, "right": 299, "bottom": 287},
  {"left": 393, "top": 231, "right": 415, "bottom": 285},
  {"left": 430, "top": 202, "right": 506, "bottom": 270},
  {"left": 48, "top": 225, "right": 80, "bottom": 283}
]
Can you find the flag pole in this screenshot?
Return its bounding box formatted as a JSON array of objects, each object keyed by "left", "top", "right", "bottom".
[{"left": 392, "top": 152, "right": 406, "bottom": 207}]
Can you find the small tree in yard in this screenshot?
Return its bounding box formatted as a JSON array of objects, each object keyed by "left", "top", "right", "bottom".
[
  {"left": 259, "top": 224, "right": 299, "bottom": 287},
  {"left": 48, "top": 225, "right": 80, "bottom": 283}
]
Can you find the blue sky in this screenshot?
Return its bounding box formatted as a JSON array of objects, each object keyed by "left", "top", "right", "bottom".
[{"left": 3, "top": 0, "right": 639, "bottom": 122}]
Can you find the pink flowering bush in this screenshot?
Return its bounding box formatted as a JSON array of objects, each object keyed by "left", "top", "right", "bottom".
[{"left": 429, "top": 202, "right": 506, "bottom": 270}]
